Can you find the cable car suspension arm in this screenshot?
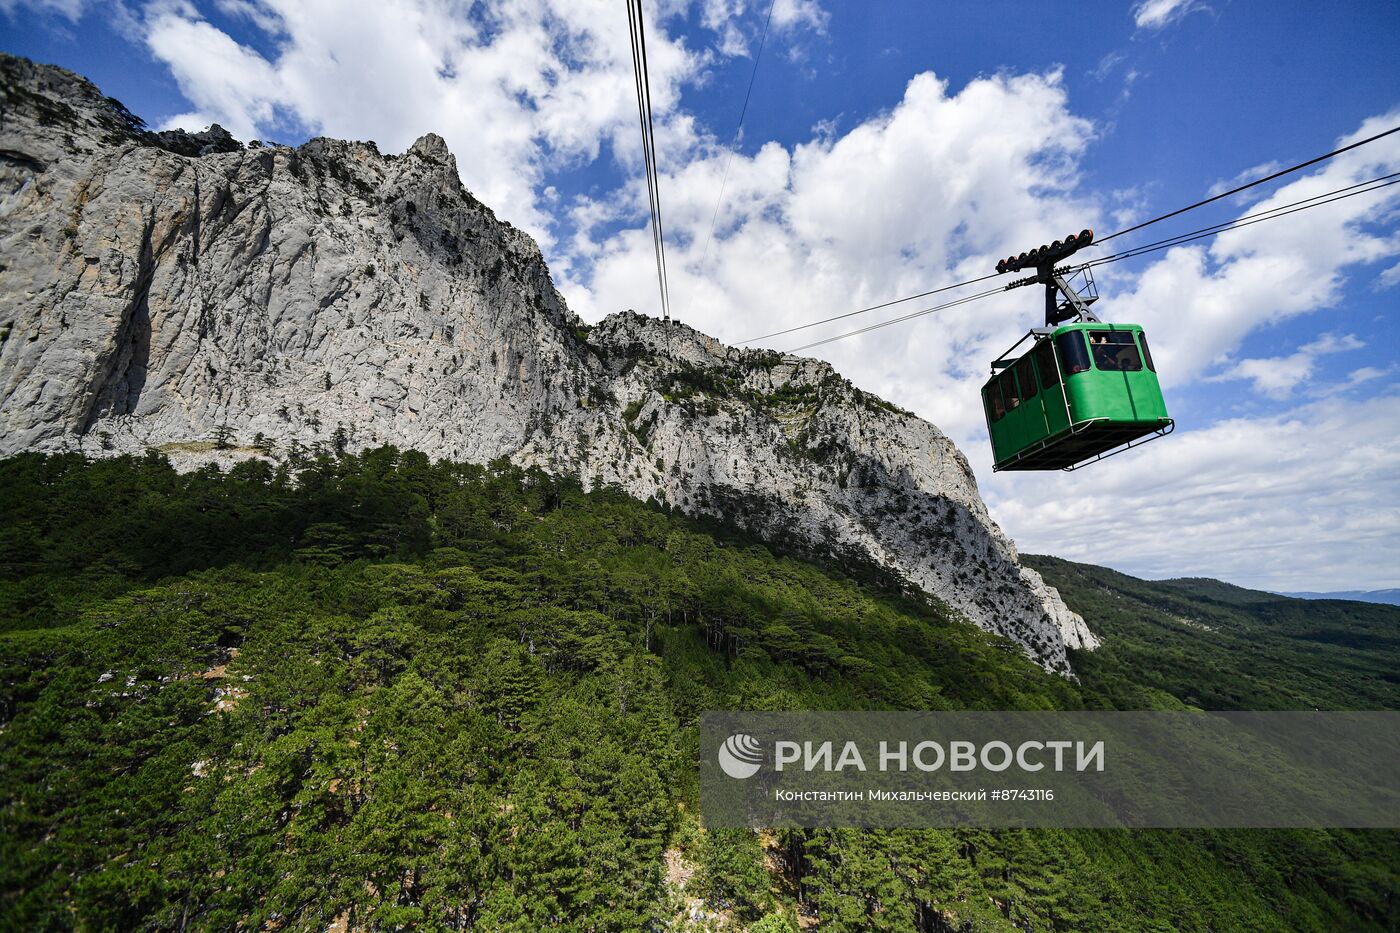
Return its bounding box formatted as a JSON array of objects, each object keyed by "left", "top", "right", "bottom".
[{"left": 997, "top": 229, "right": 1101, "bottom": 326}]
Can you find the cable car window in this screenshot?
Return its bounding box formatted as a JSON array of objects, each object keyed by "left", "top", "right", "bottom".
[
  {"left": 1033, "top": 339, "right": 1060, "bottom": 389},
  {"left": 984, "top": 384, "right": 1005, "bottom": 422},
  {"left": 1001, "top": 370, "right": 1022, "bottom": 411},
  {"left": 1056, "top": 331, "right": 1091, "bottom": 376},
  {"left": 1015, "top": 357, "right": 1037, "bottom": 399},
  {"left": 1088, "top": 330, "right": 1143, "bottom": 372},
  {"left": 1139, "top": 331, "right": 1156, "bottom": 372}
]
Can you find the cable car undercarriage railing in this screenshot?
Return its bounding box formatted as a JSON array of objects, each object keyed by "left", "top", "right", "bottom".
[
  {"left": 994, "top": 414, "right": 1176, "bottom": 472},
  {"left": 1058, "top": 418, "right": 1174, "bottom": 471}
]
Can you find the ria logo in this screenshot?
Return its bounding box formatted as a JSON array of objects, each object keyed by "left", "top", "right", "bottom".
[{"left": 718, "top": 733, "right": 764, "bottom": 779}]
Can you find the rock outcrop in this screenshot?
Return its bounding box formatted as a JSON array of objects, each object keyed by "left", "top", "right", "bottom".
[{"left": 0, "top": 54, "right": 1096, "bottom": 671}]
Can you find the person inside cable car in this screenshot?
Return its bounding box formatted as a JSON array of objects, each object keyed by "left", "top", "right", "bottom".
[
  {"left": 1089, "top": 333, "right": 1121, "bottom": 371},
  {"left": 1090, "top": 332, "right": 1143, "bottom": 371}
]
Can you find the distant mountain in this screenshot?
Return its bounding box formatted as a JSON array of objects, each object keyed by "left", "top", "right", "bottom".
[
  {"left": 1024, "top": 555, "right": 1400, "bottom": 711},
  {"left": 1279, "top": 589, "right": 1400, "bottom": 606}
]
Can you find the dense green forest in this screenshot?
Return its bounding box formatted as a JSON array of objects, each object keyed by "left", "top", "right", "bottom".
[
  {"left": 1, "top": 450, "right": 1396, "bottom": 930},
  {"left": 1026, "top": 554, "right": 1400, "bottom": 711}
]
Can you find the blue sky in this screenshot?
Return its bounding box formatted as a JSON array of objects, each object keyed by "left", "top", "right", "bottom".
[{"left": 5, "top": 0, "right": 1399, "bottom": 590}]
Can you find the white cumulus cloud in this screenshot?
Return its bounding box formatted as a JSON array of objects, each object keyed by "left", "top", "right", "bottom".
[
  {"left": 1211, "top": 333, "right": 1365, "bottom": 399},
  {"left": 989, "top": 393, "right": 1400, "bottom": 592},
  {"left": 1102, "top": 112, "right": 1400, "bottom": 389},
  {"left": 137, "top": 0, "right": 758, "bottom": 246},
  {"left": 568, "top": 67, "right": 1103, "bottom": 448}
]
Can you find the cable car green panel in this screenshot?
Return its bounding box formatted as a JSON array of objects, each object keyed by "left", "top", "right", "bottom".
[
  {"left": 1033, "top": 338, "right": 1071, "bottom": 438},
  {"left": 1004, "top": 371, "right": 1028, "bottom": 453},
  {"left": 1015, "top": 355, "right": 1048, "bottom": 443},
  {"left": 982, "top": 323, "right": 1171, "bottom": 471}
]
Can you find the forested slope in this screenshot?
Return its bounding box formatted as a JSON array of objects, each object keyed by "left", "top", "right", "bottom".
[
  {"left": 1, "top": 451, "right": 1396, "bottom": 930},
  {"left": 1025, "top": 554, "right": 1400, "bottom": 711}
]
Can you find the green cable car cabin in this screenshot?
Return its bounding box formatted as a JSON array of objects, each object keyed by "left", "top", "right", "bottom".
[
  {"left": 984, "top": 228, "right": 1173, "bottom": 471},
  {"left": 982, "top": 322, "right": 1172, "bottom": 471}
]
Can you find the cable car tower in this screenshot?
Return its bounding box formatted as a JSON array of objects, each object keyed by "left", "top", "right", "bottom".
[{"left": 983, "top": 229, "right": 1174, "bottom": 471}]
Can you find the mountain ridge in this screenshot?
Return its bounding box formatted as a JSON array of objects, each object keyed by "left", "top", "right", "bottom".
[
  {"left": 0, "top": 52, "right": 1094, "bottom": 671},
  {"left": 1024, "top": 554, "right": 1400, "bottom": 711},
  {"left": 1279, "top": 588, "right": 1400, "bottom": 606}
]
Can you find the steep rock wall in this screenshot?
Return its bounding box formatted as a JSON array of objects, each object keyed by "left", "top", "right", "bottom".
[{"left": 0, "top": 54, "right": 1096, "bottom": 671}]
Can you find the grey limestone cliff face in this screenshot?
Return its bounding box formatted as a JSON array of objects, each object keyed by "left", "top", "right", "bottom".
[{"left": 0, "top": 54, "right": 1096, "bottom": 672}]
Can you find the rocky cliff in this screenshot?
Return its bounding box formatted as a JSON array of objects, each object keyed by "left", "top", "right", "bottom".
[{"left": 0, "top": 54, "right": 1096, "bottom": 672}]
